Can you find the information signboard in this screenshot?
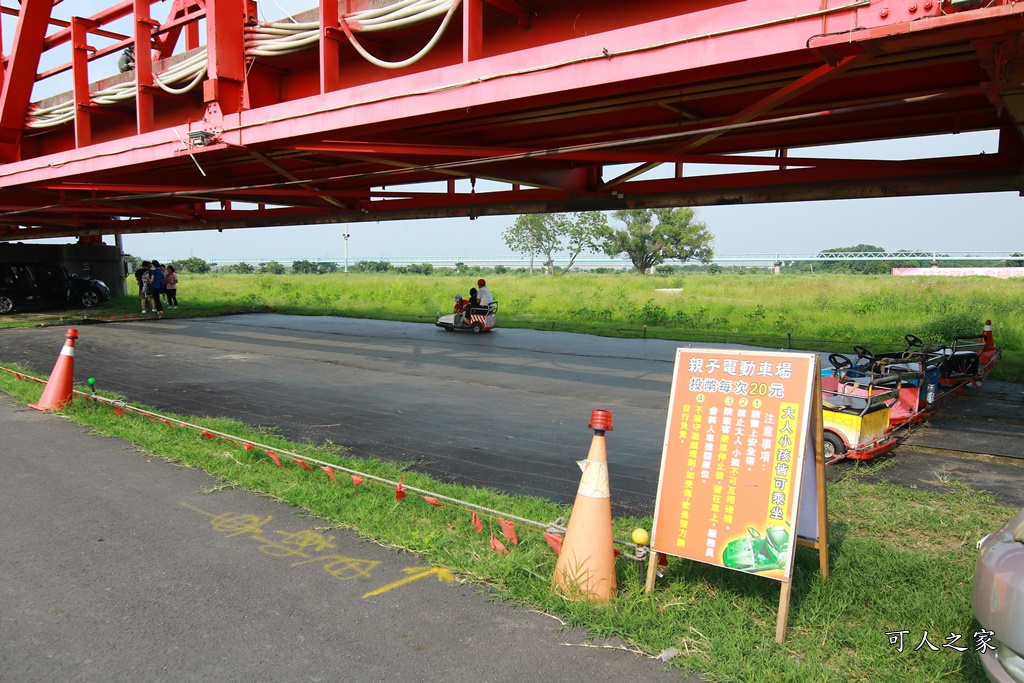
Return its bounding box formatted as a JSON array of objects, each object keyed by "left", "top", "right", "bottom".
[{"left": 645, "top": 348, "right": 828, "bottom": 641}]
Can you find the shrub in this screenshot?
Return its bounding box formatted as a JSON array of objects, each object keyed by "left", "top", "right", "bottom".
[
  {"left": 629, "top": 299, "right": 669, "bottom": 327},
  {"left": 174, "top": 256, "right": 211, "bottom": 274},
  {"left": 291, "top": 260, "right": 319, "bottom": 274},
  {"left": 262, "top": 261, "right": 286, "bottom": 274},
  {"left": 406, "top": 263, "right": 434, "bottom": 275},
  {"left": 920, "top": 311, "right": 981, "bottom": 344},
  {"left": 351, "top": 260, "right": 391, "bottom": 273}
]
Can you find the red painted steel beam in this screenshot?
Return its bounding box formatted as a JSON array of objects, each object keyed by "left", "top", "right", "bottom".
[
  {"left": 0, "top": 0, "right": 55, "bottom": 158},
  {"left": 41, "top": 1, "right": 136, "bottom": 52},
  {"left": 2, "top": 152, "right": 1016, "bottom": 241},
  {"left": 0, "top": 1, "right": 897, "bottom": 186},
  {"left": 320, "top": 0, "right": 342, "bottom": 93},
  {"left": 463, "top": 0, "right": 483, "bottom": 62},
  {"left": 134, "top": 0, "right": 157, "bottom": 134},
  {"left": 154, "top": 0, "right": 206, "bottom": 58},
  {"left": 204, "top": 0, "right": 246, "bottom": 114},
  {"left": 601, "top": 52, "right": 871, "bottom": 189},
  {"left": 2, "top": 0, "right": 1024, "bottom": 240},
  {"left": 71, "top": 16, "right": 98, "bottom": 148}
]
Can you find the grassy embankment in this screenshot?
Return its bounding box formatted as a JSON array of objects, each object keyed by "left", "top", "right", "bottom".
[{"left": 47, "top": 270, "right": 1024, "bottom": 382}]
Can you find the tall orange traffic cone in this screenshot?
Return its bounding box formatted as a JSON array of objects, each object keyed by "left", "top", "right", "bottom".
[
  {"left": 552, "top": 409, "right": 616, "bottom": 602},
  {"left": 29, "top": 328, "right": 78, "bottom": 411}
]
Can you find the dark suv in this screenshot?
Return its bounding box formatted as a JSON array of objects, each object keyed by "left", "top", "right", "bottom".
[{"left": 0, "top": 261, "right": 110, "bottom": 313}]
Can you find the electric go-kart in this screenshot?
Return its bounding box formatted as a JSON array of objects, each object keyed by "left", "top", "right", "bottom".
[
  {"left": 818, "top": 319, "right": 1002, "bottom": 465},
  {"left": 436, "top": 301, "right": 498, "bottom": 333},
  {"left": 820, "top": 361, "right": 901, "bottom": 465},
  {"left": 832, "top": 339, "right": 942, "bottom": 425}
]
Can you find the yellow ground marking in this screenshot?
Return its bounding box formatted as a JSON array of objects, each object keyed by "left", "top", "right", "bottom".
[{"left": 362, "top": 566, "right": 455, "bottom": 599}]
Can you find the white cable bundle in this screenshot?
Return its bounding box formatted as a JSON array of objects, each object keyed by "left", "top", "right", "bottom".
[{"left": 26, "top": 0, "right": 461, "bottom": 128}]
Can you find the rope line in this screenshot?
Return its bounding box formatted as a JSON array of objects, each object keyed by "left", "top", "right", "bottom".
[{"left": 0, "top": 364, "right": 645, "bottom": 559}]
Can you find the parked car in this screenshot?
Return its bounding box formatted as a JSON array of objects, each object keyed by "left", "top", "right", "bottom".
[
  {"left": 973, "top": 505, "right": 1024, "bottom": 683},
  {"left": 0, "top": 261, "right": 110, "bottom": 313}
]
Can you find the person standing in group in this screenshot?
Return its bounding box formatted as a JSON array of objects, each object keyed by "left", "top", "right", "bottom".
[
  {"left": 148, "top": 260, "right": 165, "bottom": 316},
  {"left": 134, "top": 260, "right": 152, "bottom": 314},
  {"left": 164, "top": 265, "right": 179, "bottom": 309}
]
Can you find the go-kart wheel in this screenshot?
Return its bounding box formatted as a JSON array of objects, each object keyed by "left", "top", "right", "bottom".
[
  {"left": 471, "top": 322, "right": 483, "bottom": 334},
  {"left": 443, "top": 325, "right": 454, "bottom": 331},
  {"left": 852, "top": 345, "right": 873, "bottom": 361},
  {"left": 823, "top": 432, "right": 846, "bottom": 464},
  {"left": 905, "top": 334, "right": 923, "bottom": 348},
  {"left": 828, "top": 353, "right": 853, "bottom": 370}
]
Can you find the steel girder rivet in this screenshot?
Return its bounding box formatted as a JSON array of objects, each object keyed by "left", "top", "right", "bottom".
[{"left": 880, "top": 7, "right": 889, "bottom": 17}]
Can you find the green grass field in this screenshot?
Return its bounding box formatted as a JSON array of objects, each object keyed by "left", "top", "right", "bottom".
[{"left": 62, "top": 270, "right": 1022, "bottom": 381}]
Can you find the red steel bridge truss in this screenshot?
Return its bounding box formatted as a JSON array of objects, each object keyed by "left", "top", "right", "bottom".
[{"left": 1, "top": 0, "right": 1024, "bottom": 241}]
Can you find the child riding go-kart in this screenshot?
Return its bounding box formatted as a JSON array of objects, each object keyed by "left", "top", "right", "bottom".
[{"left": 436, "top": 296, "right": 498, "bottom": 333}]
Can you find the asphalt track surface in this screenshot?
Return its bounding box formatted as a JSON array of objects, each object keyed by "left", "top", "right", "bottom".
[
  {"left": 0, "top": 314, "right": 1021, "bottom": 516},
  {"left": 1, "top": 314, "right": 707, "bottom": 518},
  {"left": 0, "top": 397, "right": 692, "bottom": 682}
]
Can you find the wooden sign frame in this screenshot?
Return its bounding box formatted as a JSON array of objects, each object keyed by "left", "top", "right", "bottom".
[{"left": 644, "top": 350, "right": 829, "bottom": 643}]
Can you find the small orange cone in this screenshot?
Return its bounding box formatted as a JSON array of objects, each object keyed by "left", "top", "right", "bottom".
[
  {"left": 29, "top": 328, "right": 79, "bottom": 411},
  {"left": 552, "top": 409, "right": 616, "bottom": 602}
]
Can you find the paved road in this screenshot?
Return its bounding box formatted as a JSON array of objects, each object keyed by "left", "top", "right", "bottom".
[
  {"left": 0, "top": 397, "right": 692, "bottom": 682},
  {"left": 0, "top": 315, "right": 717, "bottom": 517},
  {"left": 0, "top": 314, "right": 1020, "bottom": 516}
]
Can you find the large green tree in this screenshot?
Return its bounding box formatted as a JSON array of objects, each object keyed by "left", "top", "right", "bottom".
[
  {"left": 502, "top": 212, "right": 608, "bottom": 274},
  {"left": 599, "top": 208, "right": 713, "bottom": 275},
  {"left": 173, "top": 256, "right": 211, "bottom": 273}
]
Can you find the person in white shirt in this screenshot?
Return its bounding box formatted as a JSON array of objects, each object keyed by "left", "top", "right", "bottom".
[{"left": 476, "top": 278, "right": 493, "bottom": 306}]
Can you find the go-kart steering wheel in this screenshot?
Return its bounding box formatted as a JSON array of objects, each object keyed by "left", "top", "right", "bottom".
[
  {"left": 852, "top": 345, "right": 873, "bottom": 361},
  {"left": 828, "top": 353, "right": 854, "bottom": 370},
  {"left": 905, "top": 334, "right": 923, "bottom": 348}
]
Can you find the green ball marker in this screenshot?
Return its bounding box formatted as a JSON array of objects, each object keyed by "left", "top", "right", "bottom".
[{"left": 87, "top": 377, "right": 96, "bottom": 393}]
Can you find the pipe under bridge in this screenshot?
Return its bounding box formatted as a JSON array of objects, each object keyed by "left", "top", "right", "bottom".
[{"left": 3, "top": 0, "right": 1024, "bottom": 243}]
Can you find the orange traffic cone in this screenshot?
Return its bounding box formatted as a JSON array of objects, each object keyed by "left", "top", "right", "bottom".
[
  {"left": 29, "top": 328, "right": 78, "bottom": 411},
  {"left": 552, "top": 409, "right": 616, "bottom": 602},
  {"left": 982, "top": 320, "right": 994, "bottom": 349},
  {"left": 980, "top": 319, "right": 1000, "bottom": 369}
]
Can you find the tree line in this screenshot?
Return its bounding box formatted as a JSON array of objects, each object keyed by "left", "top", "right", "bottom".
[{"left": 126, "top": 211, "right": 1018, "bottom": 276}]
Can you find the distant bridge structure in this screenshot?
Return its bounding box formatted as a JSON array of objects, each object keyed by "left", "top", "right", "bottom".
[
  {"left": 2, "top": 0, "right": 1024, "bottom": 244},
  {"left": 205, "top": 251, "right": 1024, "bottom": 268}
]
